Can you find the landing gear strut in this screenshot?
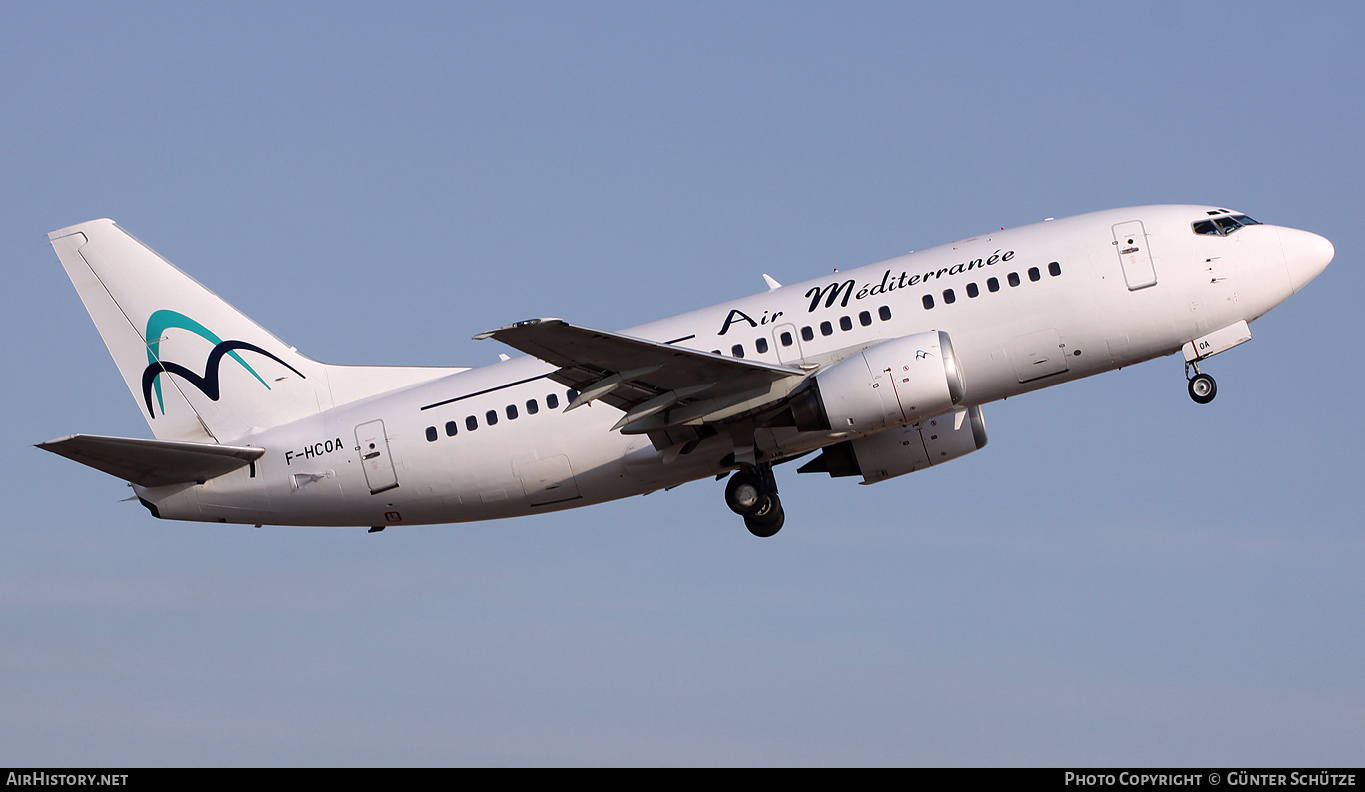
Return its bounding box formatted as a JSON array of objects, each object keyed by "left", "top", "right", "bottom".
[
  {"left": 725, "top": 464, "right": 784, "bottom": 537},
  {"left": 1185, "top": 360, "right": 1217, "bottom": 404}
]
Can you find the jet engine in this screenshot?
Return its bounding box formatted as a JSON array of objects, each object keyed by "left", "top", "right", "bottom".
[
  {"left": 798, "top": 405, "right": 988, "bottom": 484},
  {"left": 788, "top": 331, "right": 965, "bottom": 434}
]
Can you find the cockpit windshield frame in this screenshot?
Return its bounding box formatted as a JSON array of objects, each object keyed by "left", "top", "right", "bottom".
[{"left": 1193, "top": 214, "right": 1261, "bottom": 237}]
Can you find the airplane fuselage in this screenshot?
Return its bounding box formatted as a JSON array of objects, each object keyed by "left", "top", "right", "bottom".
[{"left": 133, "top": 205, "right": 1328, "bottom": 528}]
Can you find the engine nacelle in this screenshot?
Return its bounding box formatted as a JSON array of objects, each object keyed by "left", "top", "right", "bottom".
[
  {"left": 797, "top": 405, "right": 988, "bottom": 484},
  {"left": 790, "top": 331, "right": 965, "bottom": 434}
]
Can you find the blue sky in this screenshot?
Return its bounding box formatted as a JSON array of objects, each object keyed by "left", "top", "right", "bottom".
[{"left": 2, "top": 1, "right": 1361, "bottom": 766}]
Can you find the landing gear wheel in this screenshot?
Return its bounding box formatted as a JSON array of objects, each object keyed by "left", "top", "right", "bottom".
[
  {"left": 725, "top": 464, "right": 784, "bottom": 536},
  {"left": 744, "top": 495, "right": 784, "bottom": 538},
  {"left": 725, "top": 471, "right": 767, "bottom": 516},
  {"left": 1188, "top": 373, "right": 1217, "bottom": 404}
]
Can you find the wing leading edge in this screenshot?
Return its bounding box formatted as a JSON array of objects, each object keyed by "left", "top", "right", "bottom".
[
  {"left": 37, "top": 433, "right": 264, "bottom": 487},
  {"left": 475, "top": 319, "right": 811, "bottom": 435}
]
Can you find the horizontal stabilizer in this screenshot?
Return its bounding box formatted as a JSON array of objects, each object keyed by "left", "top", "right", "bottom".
[{"left": 37, "top": 433, "right": 264, "bottom": 487}]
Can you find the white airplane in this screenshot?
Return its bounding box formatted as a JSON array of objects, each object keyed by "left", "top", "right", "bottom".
[{"left": 38, "top": 206, "right": 1332, "bottom": 536}]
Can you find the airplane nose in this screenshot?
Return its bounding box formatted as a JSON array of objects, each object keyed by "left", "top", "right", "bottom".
[{"left": 1279, "top": 227, "right": 1334, "bottom": 293}]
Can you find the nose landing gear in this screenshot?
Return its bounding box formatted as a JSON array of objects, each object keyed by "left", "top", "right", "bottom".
[
  {"left": 724, "top": 464, "right": 785, "bottom": 537},
  {"left": 1185, "top": 361, "right": 1217, "bottom": 404},
  {"left": 1182, "top": 321, "right": 1253, "bottom": 404}
]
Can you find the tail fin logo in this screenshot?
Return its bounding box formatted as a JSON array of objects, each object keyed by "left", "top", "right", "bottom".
[{"left": 141, "top": 310, "right": 304, "bottom": 418}]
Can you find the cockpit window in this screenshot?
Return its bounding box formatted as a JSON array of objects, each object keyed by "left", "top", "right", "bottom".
[
  {"left": 1213, "top": 217, "right": 1242, "bottom": 234},
  {"left": 1193, "top": 214, "right": 1261, "bottom": 236}
]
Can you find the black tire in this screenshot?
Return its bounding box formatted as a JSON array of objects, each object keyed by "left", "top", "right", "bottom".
[
  {"left": 1188, "top": 373, "right": 1217, "bottom": 404},
  {"left": 745, "top": 495, "right": 784, "bottom": 537},
  {"left": 725, "top": 471, "right": 767, "bottom": 516}
]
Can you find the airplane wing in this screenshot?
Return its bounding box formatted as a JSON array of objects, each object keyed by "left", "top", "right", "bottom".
[
  {"left": 475, "top": 318, "right": 810, "bottom": 434},
  {"left": 37, "top": 433, "right": 264, "bottom": 487}
]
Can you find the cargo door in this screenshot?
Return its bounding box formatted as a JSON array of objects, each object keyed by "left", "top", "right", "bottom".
[
  {"left": 516, "top": 454, "right": 582, "bottom": 507},
  {"left": 1009, "top": 327, "right": 1069, "bottom": 383}
]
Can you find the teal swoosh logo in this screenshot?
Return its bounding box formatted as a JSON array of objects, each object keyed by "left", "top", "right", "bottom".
[{"left": 142, "top": 310, "right": 300, "bottom": 417}]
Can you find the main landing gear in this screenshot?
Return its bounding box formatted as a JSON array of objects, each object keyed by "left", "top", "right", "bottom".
[
  {"left": 724, "top": 464, "right": 785, "bottom": 538},
  {"left": 1185, "top": 360, "right": 1217, "bottom": 404}
]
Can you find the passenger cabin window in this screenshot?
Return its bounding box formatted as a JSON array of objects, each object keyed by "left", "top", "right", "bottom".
[
  {"left": 466, "top": 415, "right": 478, "bottom": 431},
  {"left": 801, "top": 326, "right": 814, "bottom": 342},
  {"left": 445, "top": 420, "right": 458, "bottom": 436},
  {"left": 878, "top": 306, "right": 892, "bottom": 321},
  {"left": 1028, "top": 267, "right": 1041, "bottom": 282},
  {"left": 780, "top": 331, "right": 793, "bottom": 346},
  {"left": 943, "top": 289, "right": 955, "bottom": 304},
  {"left": 820, "top": 321, "right": 833, "bottom": 336},
  {"left": 486, "top": 410, "right": 498, "bottom": 426},
  {"left": 731, "top": 344, "right": 745, "bottom": 358},
  {"left": 859, "top": 311, "right": 872, "bottom": 326},
  {"left": 1008, "top": 272, "right": 1021, "bottom": 287},
  {"left": 755, "top": 337, "right": 769, "bottom": 354},
  {"left": 506, "top": 404, "right": 518, "bottom": 420},
  {"left": 425, "top": 426, "right": 438, "bottom": 442},
  {"left": 526, "top": 399, "right": 539, "bottom": 415},
  {"left": 967, "top": 282, "right": 979, "bottom": 298},
  {"left": 922, "top": 294, "right": 934, "bottom": 309},
  {"left": 987, "top": 277, "right": 1000, "bottom": 292},
  {"left": 839, "top": 316, "right": 852, "bottom": 331},
  {"left": 1048, "top": 261, "right": 1062, "bottom": 277},
  {"left": 546, "top": 393, "right": 559, "bottom": 410}
]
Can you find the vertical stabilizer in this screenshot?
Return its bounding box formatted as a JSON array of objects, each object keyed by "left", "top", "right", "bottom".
[{"left": 49, "top": 219, "right": 326, "bottom": 442}]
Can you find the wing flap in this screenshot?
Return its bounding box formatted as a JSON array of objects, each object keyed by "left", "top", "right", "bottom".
[{"left": 37, "top": 433, "right": 264, "bottom": 487}]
